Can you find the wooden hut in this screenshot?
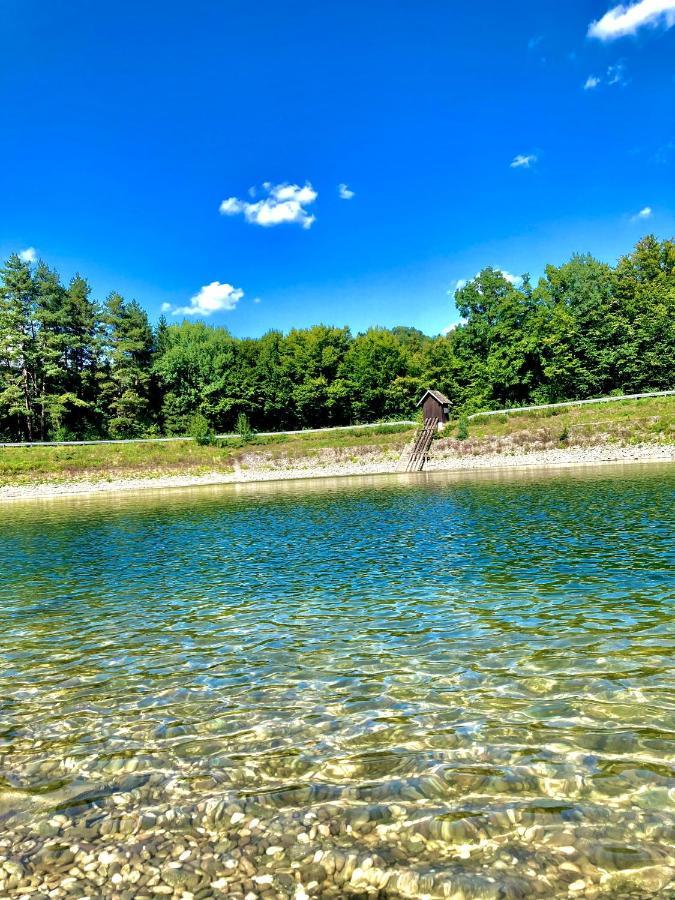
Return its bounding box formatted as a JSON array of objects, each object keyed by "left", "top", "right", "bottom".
[{"left": 416, "top": 389, "right": 451, "bottom": 427}]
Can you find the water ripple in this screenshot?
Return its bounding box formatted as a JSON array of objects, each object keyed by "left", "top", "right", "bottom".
[{"left": 0, "top": 466, "right": 673, "bottom": 897}]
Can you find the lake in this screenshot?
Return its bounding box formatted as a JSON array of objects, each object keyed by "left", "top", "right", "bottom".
[{"left": 1, "top": 465, "right": 673, "bottom": 898}]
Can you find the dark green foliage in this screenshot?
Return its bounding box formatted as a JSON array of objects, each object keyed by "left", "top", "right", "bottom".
[
  {"left": 0, "top": 235, "right": 672, "bottom": 441},
  {"left": 0, "top": 254, "right": 39, "bottom": 440},
  {"left": 99, "top": 293, "right": 155, "bottom": 437}
]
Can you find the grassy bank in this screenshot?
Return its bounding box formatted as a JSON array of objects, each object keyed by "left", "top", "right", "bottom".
[
  {"left": 0, "top": 396, "right": 672, "bottom": 488},
  {"left": 445, "top": 394, "right": 674, "bottom": 455},
  {"left": 0, "top": 423, "right": 414, "bottom": 487}
]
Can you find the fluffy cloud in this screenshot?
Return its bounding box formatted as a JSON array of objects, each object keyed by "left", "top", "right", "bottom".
[
  {"left": 447, "top": 270, "right": 521, "bottom": 296},
  {"left": 219, "top": 182, "right": 317, "bottom": 229},
  {"left": 165, "top": 282, "right": 244, "bottom": 317},
  {"left": 500, "top": 270, "right": 523, "bottom": 285},
  {"left": 510, "top": 154, "right": 537, "bottom": 169},
  {"left": 632, "top": 206, "right": 653, "bottom": 220},
  {"left": 588, "top": 0, "right": 675, "bottom": 40},
  {"left": 584, "top": 75, "right": 601, "bottom": 89},
  {"left": 338, "top": 183, "right": 355, "bottom": 200},
  {"left": 18, "top": 247, "right": 37, "bottom": 263}
]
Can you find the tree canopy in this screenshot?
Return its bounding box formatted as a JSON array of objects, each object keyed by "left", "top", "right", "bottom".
[{"left": 0, "top": 236, "right": 672, "bottom": 441}]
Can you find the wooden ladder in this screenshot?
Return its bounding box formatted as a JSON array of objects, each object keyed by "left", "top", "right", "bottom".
[{"left": 405, "top": 418, "right": 438, "bottom": 472}]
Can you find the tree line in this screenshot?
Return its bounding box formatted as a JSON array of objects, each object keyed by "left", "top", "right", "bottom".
[{"left": 0, "top": 235, "right": 672, "bottom": 441}]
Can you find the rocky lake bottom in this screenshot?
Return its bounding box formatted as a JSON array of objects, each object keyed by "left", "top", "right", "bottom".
[{"left": 1, "top": 466, "right": 673, "bottom": 898}]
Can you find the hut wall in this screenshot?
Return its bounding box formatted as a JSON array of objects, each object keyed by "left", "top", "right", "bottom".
[{"left": 422, "top": 396, "right": 442, "bottom": 422}]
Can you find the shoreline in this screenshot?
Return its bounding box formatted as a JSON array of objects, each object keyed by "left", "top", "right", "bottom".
[{"left": 1, "top": 442, "right": 672, "bottom": 502}]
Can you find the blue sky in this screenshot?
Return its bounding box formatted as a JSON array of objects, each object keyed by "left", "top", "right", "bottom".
[{"left": 1, "top": 0, "right": 674, "bottom": 336}]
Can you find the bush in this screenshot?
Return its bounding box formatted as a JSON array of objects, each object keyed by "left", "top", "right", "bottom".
[
  {"left": 189, "top": 413, "right": 214, "bottom": 446},
  {"left": 371, "top": 423, "right": 413, "bottom": 435},
  {"left": 559, "top": 425, "right": 570, "bottom": 443},
  {"left": 235, "top": 413, "right": 255, "bottom": 442},
  {"left": 53, "top": 426, "right": 76, "bottom": 442},
  {"left": 456, "top": 414, "right": 469, "bottom": 440}
]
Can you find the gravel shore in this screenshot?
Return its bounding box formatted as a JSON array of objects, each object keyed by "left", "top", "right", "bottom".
[{"left": 0, "top": 443, "right": 672, "bottom": 501}]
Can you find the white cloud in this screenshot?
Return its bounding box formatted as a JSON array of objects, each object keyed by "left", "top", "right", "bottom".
[
  {"left": 338, "top": 183, "right": 355, "bottom": 200},
  {"left": 510, "top": 154, "right": 537, "bottom": 169},
  {"left": 253, "top": 297, "right": 261, "bottom": 304},
  {"left": 447, "top": 270, "right": 521, "bottom": 296},
  {"left": 446, "top": 279, "right": 468, "bottom": 296},
  {"left": 607, "top": 63, "right": 628, "bottom": 84},
  {"left": 583, "top": 64, "right": 628, "bottom": 90},
  {"left": 500, "top": 270, "right": 523, "bottom": 285},
  {"left": 589, "top": 0, "right": 675, "bottom": 40},
  {"left": 18, "top": 247, "right": 37, "bottom": 263},
  {"left": 219, "top": 182, "right": 317, "bottom": 229},
  {"left": 632, "top": 206, "right": 653, "bottom": 220},
  {"left": 167, "top": 282, "right": 244, "bottom": 317},
  {"left": 442, "top": 318, "right": 468, "bottom": 335}
]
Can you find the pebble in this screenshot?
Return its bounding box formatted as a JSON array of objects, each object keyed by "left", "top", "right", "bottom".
[{"left": 3, "top": 727, "right": 674, "bottom": 899}]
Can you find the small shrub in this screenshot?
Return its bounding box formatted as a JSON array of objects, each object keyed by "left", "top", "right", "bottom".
[
  {"left": 559, "top": 425, "right": 570, "bottom": 443},
  {"left": 456, "top": 414, "right": 469, "bottom": 440},
  {"left": 235, "top": 413, "right": 255, "bottom": 442},
  {"left": 469, "top": 413, "right": 489, "bottom": 426},
  {"left": 53, "top": 426, "right": 76, "bottom": 442},
  {"left": 189, "top": 413, "right": 214, "bottom": 446}
]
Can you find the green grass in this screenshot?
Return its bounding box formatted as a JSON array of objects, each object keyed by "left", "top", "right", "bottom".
[
  {"left": 231, "top": 423, "right": 413, "bottom": 454},
  {"left": 0, "top": 424, "right": 416, "bottom": 486},
  {"left": 438, "top": 395, "right": 674, "bottom": 453},
  {"left": 1, "top": 398, "right": 672, "bottom": 488}
]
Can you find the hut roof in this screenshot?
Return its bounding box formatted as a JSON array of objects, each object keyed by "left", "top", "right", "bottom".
[{"left": 416, "top": 389, "right": 450, "bottom": 407}]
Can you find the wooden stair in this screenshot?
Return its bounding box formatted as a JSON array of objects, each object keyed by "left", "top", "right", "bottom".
[{"left": 404, "top": 418, "right": 438, "bottom": 472}]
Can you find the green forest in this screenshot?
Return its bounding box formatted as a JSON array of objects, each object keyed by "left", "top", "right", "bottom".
[{"left": 0, "top": 235, "right": 673, "bottom": 442}]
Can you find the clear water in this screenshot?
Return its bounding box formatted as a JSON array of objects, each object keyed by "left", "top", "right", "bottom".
[{"left": 1, "top": 466, "right": 673, "bottom": 899}]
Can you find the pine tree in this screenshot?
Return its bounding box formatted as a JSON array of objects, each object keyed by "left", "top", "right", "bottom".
[
  {"left": 64, "top": 274, "right": 101, "bottom": 434},
  {"left": 33, "top": 261, "right": 69, "bottom": 439},
  {"left": 0, "top": 254, "right": 39, "bottom": 440},
  {"left": 100, "top": 293, "right": 155, "bottom": 436}
]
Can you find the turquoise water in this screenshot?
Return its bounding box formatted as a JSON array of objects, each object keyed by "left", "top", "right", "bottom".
[{"left": 1, "top": 466, "right": 674, "bottom": 898}]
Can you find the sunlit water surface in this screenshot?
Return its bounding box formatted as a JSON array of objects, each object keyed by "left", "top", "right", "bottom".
[{"left": 1, "top": 466, "right": 674, "bottom": 899}]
